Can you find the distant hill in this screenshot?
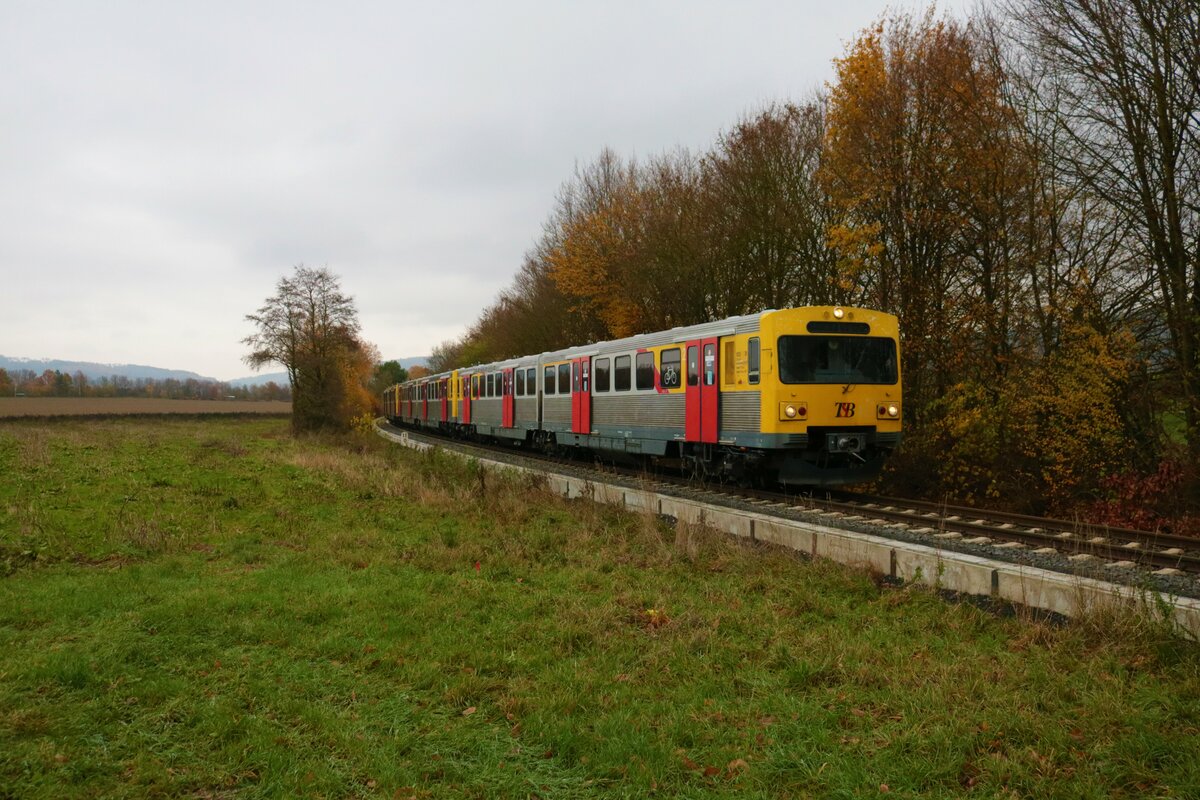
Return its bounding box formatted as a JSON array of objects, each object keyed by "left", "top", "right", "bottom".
[
  {"left": 1, "top": 355, "right": 428, "bottom": 386},
  {"left": 227, "top": 371, "right": 289, "bottom": 388},
  {"left": 0, "top": 355, "right": 219, "bottom": 384},
  {"left": 229, "top": 358, "right": 428, "bottom": 387}
]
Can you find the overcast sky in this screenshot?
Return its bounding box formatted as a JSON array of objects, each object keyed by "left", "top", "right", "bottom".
[{"left": 2, "top": 1, "right": 920, "bottom": 381}]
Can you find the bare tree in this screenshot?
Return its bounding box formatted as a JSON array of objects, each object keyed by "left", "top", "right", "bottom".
[
  {"left": 703, "top": 100, "right": 839, "bottom": 317},
  {"left": 1011, "top": 0, "right": 1200, "bottom": 455},
  {"left": 243, "top": 264, "right": 369, "bottom": 431}
]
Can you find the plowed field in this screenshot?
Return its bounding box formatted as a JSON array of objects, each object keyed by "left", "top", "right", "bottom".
[{"left": 0, "top": 397, "right": 290, "bottom": 417}]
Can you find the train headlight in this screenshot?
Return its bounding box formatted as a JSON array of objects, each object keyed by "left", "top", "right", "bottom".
[
  {"left": 833, "top": 307, "right": 845, "bottom": 319},
  {"left": 780, "top": 402, "right": 808, "bottom": 421},
  {"left": 876, "top": 403, "right": 901, "bottom": 419}
]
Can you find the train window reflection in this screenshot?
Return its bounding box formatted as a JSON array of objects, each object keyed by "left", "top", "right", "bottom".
[
  {"left": 594, "top": 358, "right": 610, "bottom": 392},
  {"left": 777, "top": 336, "right": 897, "bottom": 385},
  {"left": 614, "top": 355, "right": 631, "bottom": 391},
  {"left": 748, "top": 337, "right": 760, "bottom": 384}
]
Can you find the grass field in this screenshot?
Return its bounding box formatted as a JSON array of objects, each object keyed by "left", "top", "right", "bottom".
[
  {"left": 2, "top": 417, "right": 1199, "bottom": 798},
  {"left": 0, "top": 397, "right": 291, "bottom": 417}
]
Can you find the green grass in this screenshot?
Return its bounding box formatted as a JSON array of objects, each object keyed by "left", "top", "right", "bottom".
[{"left": 2, "top": 418, "right": 1199, "bottom": 798}]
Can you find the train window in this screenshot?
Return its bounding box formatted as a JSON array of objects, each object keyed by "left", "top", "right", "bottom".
[
  {"left": 615, "top": 355, "right": 631, "bottom": 391},
  {"left": 748, "top": 337, "right": 760, "bottom": 384},
  {"left": 558, "top": 363, "right": 571, "bottom": 394},
  {"left": 487, "top": 373, "right": 495, "bottom": 397},
  {"left": 687, "top": 346, "right": 699, "bottom": 387},
  {"left": 777, "top": 336, "right": 898, "bottom": 384},
  {"left": 704, "top": 344, "right": 716, "bottom": 386},
  {"left": 544, "top": 365, "right": 556, "bottom": 395},
  {"left": 516, "top": 369, "right": 525, "bottom": 397},
  {"left": 660, "top": 348, "right": 681, "bottom": 389},
  {"left": 594, "top": 358, "right": 610, "bottom": 392},
  {"left": 572, "top": 362, "right": 579, "bottom": 393},
  {"left": 526, "top": 367, "right": 536, "bottom": 392},
  {"left": 635, "top": 352, "right": 654, "bottom": 390}
]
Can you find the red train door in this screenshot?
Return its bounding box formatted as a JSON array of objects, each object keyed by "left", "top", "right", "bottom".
[
  {"left": 571, "top": 357, "right": 591, "bottom": 435},
  {"left": 502, "top": 369, "right": 515, "bottom": 427},
  {"left": 462, "top": 375, "right": 471, "bottom": 424},
  {"left": 441, "top": 379, "right": 448, "bottom": 422},
  {"left": 685, "top": 338, "right": 719, "bottom": 443}
]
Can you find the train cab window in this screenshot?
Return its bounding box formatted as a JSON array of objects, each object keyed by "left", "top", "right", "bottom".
[
  {"left": 614, "top": 355, "right": 631, "bottom": 391},
  {"left": 659, "top": 348, "right": 681, "bottom": 389},
  {"left": 748, "top": 337, "right": 760, "bottom": 384},
  {"left": 777, "top": 335, "right": 898, "bottom": 384},
  {"left": 558, "top": 363, "right": 571, "bottom": 394},
  {"left": 594, "top": 358, "right": 610, "bottom": 392},
  {"left": 687, "top": 346, "right": 699, "bottom": 387},
  {"left": 516, "top": 369, "right": 525, "bottom": 397},
  {"left": 544, "top": 366, "right": 556, "bottom": 395},
  {"left": 635, "top": 352, "right": 654, "bottom": 390},
  {"left": 526, "top": 367, "right": 536, "bottom": 393}
]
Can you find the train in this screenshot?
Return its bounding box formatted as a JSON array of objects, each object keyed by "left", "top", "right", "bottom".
[{"left": 383, "top": 306, "right": 902, "bottom": 486}]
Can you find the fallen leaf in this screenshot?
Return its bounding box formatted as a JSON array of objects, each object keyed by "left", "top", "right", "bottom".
[
  {"left": 462, "top": 706, "right": 476, "bottom": 716},
  {"left": 880, "top": 784, "right": 890, "bottom": 793},
  {"left": 703, "top": 766, "right": 720, "bottom": 777},
  {"left": 727, "top": 758, "right": 749, "bottom": 772}
]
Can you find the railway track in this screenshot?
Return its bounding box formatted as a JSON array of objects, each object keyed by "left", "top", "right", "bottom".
[
  {"left": 810, "top": 491, "right": 1200, "bottom": 574},
  {"left": 381, "top": 421, "right": 1200, "bottom": 580}
]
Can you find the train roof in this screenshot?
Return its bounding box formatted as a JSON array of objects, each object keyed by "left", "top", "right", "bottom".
[
  {"left": 398, "top": 306, "right": 890, "bottom": 385},
  {"left": 409, "top": 310, "right": 771, "bottom": 382}
]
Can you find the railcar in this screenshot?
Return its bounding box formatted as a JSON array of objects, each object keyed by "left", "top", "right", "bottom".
[{"left": 383, "top": 306, "right": 902, "bottom": 486}]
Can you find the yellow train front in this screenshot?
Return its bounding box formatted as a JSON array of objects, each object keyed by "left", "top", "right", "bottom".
[
  {"left": 744, "top": 306, "right": 901, "bottom": 486},
  {"left": 385, "top": 306, "right": 901, "bottom": 488}
]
